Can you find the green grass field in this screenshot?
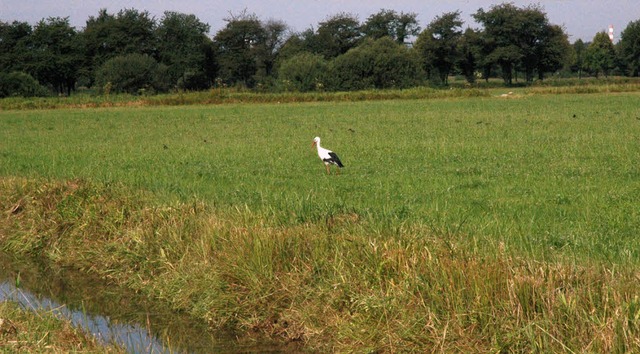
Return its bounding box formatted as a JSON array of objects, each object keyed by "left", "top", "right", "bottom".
[
  {"left": 2, "top": 92, "right": 640, "bottom": 263},
  {"left": 2, "top": 90, "right": 640, "bottom": 352}
]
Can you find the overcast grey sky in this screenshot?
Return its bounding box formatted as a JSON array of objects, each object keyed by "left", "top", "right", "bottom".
[{"left": 1, "top": 0, "right": 637, "bottom": 42}]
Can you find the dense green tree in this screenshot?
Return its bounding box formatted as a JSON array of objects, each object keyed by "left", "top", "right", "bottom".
[
  {"left": 515, "top": 5, "right": 549, "bottom": 82},
  {"left": 214, "top": 12, "right": 266, "bottom": 87},
  {"left": 361, "top": 9, "right": 420, "bottom": 44},
  {"left": 618, "top": 20, "right": 640, "bottom": 76},
  {"left": 0, "top": 72, "right": 49, "bottom": 97},
  {"left": 327, "top": 37, "right": 423, "bottom": 91},
  {"left": 277, "top": 32, "right": 308, "bottom": 62},
  {"left": 82, "top": 9, "right": 157, "bottom": 85},
  {"left": 109, "top": 8, "right": 157, "bottom": 55},
  {"left": 415, "top": 11, "right": 463, "bottom": 84},
  {"left": 474, "top": 29, "right": 496, "bottom": 82},
  {"left": 316, "top": 13, "right": 362, "bottom": 58},
  {"left": 457, "top": 28, "right": 482, "bottom": 83},
  {"left": 585, "top": 31, "right": 616, "bottom": 78},
  {"left": 535, "top": 24, "right": 572, "bottom": 80},
  {"left": 214, "top": 13, "right": 288, "bottom": 88},
  {"left": 95, "top": 53, "right": 169, "bottom": 94},
  {"left": 156, "top": 11, "right": 215, "bottom": 90},
  {"left": 361, "top": 9, "right": 395, "bottom": 40},
  {"left": 473, "top": 4, "right": 523, "bottom": 84},
  {"left": 275, "top": 28, "right": 327, "bottom": 84},
  {"left": 277, "top": 24, "right": 335, "bottom": 63},
  {"left": 473, "top": 3, "right": 569, "bottom": 84},
  {"left": 253, "top": 19, "right": 288, "bottom": 87},
  {"left": 278, "top": 52, "right": 327, "bottom": 91},
  {"left": 0, "top": 21, "right": 32, "bottom": 73},
  {"left": 2, "top": 5, "right": 626, "bottom": 95},
  {"left": 571, "top": 39, "right": 588, "bottom": 78},
  {"left": 29, "top": 17, "right": 83, "bottom": 94},
  {"left": 395, "top": 11, "right": 422, "bottom": 45}
]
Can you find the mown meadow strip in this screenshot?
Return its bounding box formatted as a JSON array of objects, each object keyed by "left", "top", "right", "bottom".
[
  {"left": 1, "top": 77, "right": 640, "bottom": 111},
  {"left": 0, "top": 86, "right": 489, "bottom": 111}
]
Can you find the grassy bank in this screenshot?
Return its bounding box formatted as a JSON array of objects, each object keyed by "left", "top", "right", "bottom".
[
  {"left": 1, "top": 178, "right": 639, "bottom": 352},
  {"left": 0, "top": 300, "right": 124, "bottom": 352}
]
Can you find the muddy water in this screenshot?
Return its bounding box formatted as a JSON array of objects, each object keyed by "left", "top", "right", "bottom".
[{"left": 0, "top": 253, "right": 285, "bottom": 353}]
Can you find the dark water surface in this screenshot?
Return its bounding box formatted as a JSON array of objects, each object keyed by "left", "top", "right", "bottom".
[{"left": 0, "top": 253, "right": 287, "bottom": 353}]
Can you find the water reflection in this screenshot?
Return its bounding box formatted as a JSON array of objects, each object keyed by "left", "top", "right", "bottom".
[
  {"left": 0, "top": 281, "right": 169, "bottom": 353},
  {"left": 0, "top": 253, "right": 277, "bottom": 353}
]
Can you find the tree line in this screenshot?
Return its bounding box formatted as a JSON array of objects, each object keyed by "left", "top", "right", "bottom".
[{"left": 1, "top": 3, "right": 639, "bottom": 97}]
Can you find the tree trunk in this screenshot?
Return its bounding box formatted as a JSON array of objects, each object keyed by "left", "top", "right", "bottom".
[{"left": 501, "top": 62, "right": 513, "bottom": 85}]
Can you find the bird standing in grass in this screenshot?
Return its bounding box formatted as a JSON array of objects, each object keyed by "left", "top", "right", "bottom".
[{"left": 312, "top": 136, "right": 344, "bottom": 175}]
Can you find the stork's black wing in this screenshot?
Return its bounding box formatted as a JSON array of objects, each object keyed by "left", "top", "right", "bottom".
[{"left": 327, "top": 152, "right": 344, "bottom": 167}]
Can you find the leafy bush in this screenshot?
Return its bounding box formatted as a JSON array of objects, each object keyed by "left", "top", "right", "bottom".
[
  {"left": 326, "top": 37, "right": 424, "bottom": 91},
  {"left": 95, "top": 54, "right": 171, "bottom": 94},
  {"left": 0, "top": 72, "right": 49, "bottom": 98},
  {"left": 177, "top": 70, "right": 210, "bottom": 91},
  {"left": 277, "top": 52, "right": 328, "bottom": 92}
]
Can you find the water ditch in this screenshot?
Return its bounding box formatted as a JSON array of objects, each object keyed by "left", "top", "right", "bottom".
[{"left": 0, "top": 252, "right": 288, "bottom": 353}]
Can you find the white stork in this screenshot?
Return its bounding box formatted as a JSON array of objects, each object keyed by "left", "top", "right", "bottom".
[{"left": 312, "top": 136, "right": 344, "bottom": 175}]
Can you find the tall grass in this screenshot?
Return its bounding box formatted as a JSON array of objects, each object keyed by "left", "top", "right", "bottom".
[{"left": 1, "top": 177, "right": 639, "bottom": 352}]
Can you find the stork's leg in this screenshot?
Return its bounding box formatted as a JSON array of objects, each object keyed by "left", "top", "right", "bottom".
[{"left": 325, "top": 164, "right": 330, "bottom": 175}]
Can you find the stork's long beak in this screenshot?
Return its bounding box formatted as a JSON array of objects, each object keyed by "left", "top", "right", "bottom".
[{"left": 312, "top": 141, "right": 316, "bottom": 148}]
